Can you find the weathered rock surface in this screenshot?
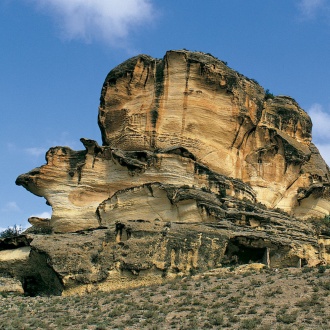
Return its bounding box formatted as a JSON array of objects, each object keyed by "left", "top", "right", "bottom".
[
  {"left": 0, "top": 276, "right": 24, "bottom": 295},
  {"left": 16, "top": 140, "right": 256, "bottom": 233},
  {"left": 2, "top": 50, "right": 330, "bottom": 296},
  {"left": 0, "top": 212, "right": 326, "bottom": 296},
  {"left": 99, "top": 50, "right": 330, "bottom": 218}
]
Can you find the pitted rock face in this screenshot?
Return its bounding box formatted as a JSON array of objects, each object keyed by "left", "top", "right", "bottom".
[{"left": 98, "top": 50, "right": 329, "bottom": 217}]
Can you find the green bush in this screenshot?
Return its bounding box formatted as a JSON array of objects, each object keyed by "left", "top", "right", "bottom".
[
  {"left": 29, "top": 226, "right": 53, "bottom": 235},
  {"left": 265, "top": 89, "right": 274, "bottom": 100},
  {"left": 240, "top": 317, "right": 261, "bottom": 329},
  {"left": 276, "top": 311, "right": 298, "bottom": 324},
  {"left": 210, "top": 313, "right": 224, "bottom": 326},
  {"left": 0, "top": 224, "right": 23, "bottom": 238},
  {"left": 318, "top": 265, "right": 327, "bottom": 274}
]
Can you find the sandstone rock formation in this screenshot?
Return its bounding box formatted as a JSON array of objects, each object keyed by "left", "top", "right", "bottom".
[
  {"left": 1, "top": 50, "right": 330, "bottom": 296},
  {"left": 98, "top": 50, "right": 330, "bottom": 218}
]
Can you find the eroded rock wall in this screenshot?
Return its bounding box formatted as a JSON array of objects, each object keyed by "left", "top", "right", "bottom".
[
  {"left": 98, "top": 50, "right": 330, "bottom": 217},
  {"left": 6, "top": 50, "right": 330, "bottom": 295},
  {"left": 1, "top": 211, "right": 325, "bottom": 296},
  {"left": 16, "top": 140, "right": 255, "bottom": 232}
]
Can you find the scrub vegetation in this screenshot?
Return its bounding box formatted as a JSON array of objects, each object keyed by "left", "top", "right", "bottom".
[{"left": 1, "top": 266, "right": 330, "bottom": 329}]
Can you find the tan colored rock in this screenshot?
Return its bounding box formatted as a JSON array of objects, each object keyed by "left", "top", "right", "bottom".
[
  {"left": 98, "top": 50, "right": 330, "bottom": 218},
  {"left": 28, "top": 217, "right": 50, "bottom": 227},
  {"left": 0, "top": 246, "right": 31, "bottom": 294},
  {"left": 0, "top": 238, "right": 63, "bottom": 296},
  {"left": 6, "top": 50, "right": 330, "bottom": 296},
  {"left": 0, "top": 246, "right": 30, "bottom": 264},
  {"left": 16, "top": 140, "right": 255, "bottom": 232},
  {"left": 2, "top": 210, "right": 320, "bottom": 296},
  {"left": 16, "top": 50, "right": 330, "bottom": 232},
  {"left": 0, "top": 276, "right": 24, "bottom": 295}
]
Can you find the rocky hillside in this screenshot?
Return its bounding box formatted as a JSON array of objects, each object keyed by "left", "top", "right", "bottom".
[
  {"left": 1, "top": 50, "right": 330, "bottom": 296},
  {"left": 1, "top": 267, "right": 330, "bottom": 329}
]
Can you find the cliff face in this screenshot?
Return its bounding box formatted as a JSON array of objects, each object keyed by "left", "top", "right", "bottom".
[
  {"left": 16, "top": 139, "right": 256, "bottom": 233},
  {"left": 4, "top": 50, "right": 330, "bottom": 296},
  {"left": 98, "top": 50, "right": 330, "bottom": 218}
]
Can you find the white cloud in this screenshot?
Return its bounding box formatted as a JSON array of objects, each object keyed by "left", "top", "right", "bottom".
[
  {"left": 298, "top": 0, "right": 326, "bottom": 19},
  {"left": 6, "top": 142, "right": 17, "bottom": 152},
  {"left": 0, "top": 225, "right": 21, "bottom": 233},
  {"left": 49, "top": 131, "right": 79, "bottom": 149},
  {"left": 23, "top": 132, "right": 79, "bottom": 159},
  {"left": 0, "top": 224, "right": 29, "bottom": 233},
  {"left": 25, "top": 146, "right": 48, "bottom": 157},
  {"left": 315, "top": 142, "right": 330, "bottom": 166},
  {"left": 307, "top": 103, "right": 330, "bottom": 142},
  {"left": 30, "top": 211, "right": 51, "bottom": 219},
  {"left": 1, "top": 201, "right": 21, "bottom": 212},
  {"left": 307, "top": 103, "right": 330, "bottom": 166},
  {"left": 29, "top": 0, "right": 156, "bottom": 45}
]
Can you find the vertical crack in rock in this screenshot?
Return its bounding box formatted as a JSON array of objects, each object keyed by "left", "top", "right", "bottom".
[
  {"left": 181, "top": 57, "right": 191, "bottom": 137},
  {"left": 150, "top": 59, "right": 165, "bottom": 148}
]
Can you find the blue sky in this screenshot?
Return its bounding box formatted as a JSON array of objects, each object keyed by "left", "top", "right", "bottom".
[{"left": 1, "top": 0, "right": 330, "bottom": 230}]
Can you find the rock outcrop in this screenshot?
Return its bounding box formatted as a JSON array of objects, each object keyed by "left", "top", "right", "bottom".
[
  {"left": 2, "top": 50, "right": 330, "bottom": 296},
  {"left": 98, "top": 50, "right": 330, "bottom": 218}
]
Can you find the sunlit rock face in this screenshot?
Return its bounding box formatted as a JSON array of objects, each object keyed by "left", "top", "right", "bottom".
[
  {"left": 16, "top": 139, "right": 256, "bottom": 233},
  {"left": 8, "top": 50, "right": 330, "bottom": 295},
  {"left": 16, "top": 50, "right": 330, "bottom": 229},
  {"left": 98, "top": 50, "right": 330, "bottom": 218}
]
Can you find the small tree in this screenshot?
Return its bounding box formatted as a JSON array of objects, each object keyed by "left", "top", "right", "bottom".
[{"left": 265, "top": 89, "right": 274, "bottom": 100}]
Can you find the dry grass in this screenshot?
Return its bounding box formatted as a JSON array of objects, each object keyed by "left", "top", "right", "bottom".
[{"left": 1, "top": 267, "right": 330, "bottom": 329}]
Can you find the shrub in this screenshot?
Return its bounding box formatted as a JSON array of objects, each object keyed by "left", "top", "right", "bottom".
[
  {"left": 29, "top": 226, "right": 53, "bottom": 235},
  {"left": 318, "top": 265, "right": 327, "bottom": 274},
  {"left": 0, "top": 224, "right": 23, "bottom": 238},
  {"left": 276, "top": 311, "right": 298, "bottom": 324},
  {"left": 319, "top": 280, "right": 330, "bottom": 290},
  {"left": 240, "top": 317, "right": 261, "bottom": 329},
  {"left": 301, "top": 267, "right": 313, "bottom": 273},
  {"left": 250, "top": 78, "right": 259, "bottom": 85},
  {"left": 265, "top": 89, "right": 274, "bottom": 100},
  {"left": 210, "top": 313, "right": 224, "bottom": 326}
]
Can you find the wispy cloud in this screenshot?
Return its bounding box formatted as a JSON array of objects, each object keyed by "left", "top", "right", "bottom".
[
  {"left": 1, "top": 201, "right": 21, "bottom": 213},
  {"left": 25, "top": 147, "right": 48, "bottom": 157},
  {"left": 30, "top": 211, "right": 51, "bottom": 219},
  {"left": 49, "top": 131, "right": 79, "bottom": 149},
  {"left": 28, "top": 0, "right": 157, "bottom": 45},
  {"left": 6, "top": 142, "right": 17, "bottom": 152},
  {"left": 308, "top": 103, "right": 330, "bottom": 165},
  {"left": 308, "top": 103, "right": 330, "bottom": 142},
  {"left": 298, "top": 0, "right": 326, "bottom": 19},
  {"left": 315, "top": 143, "right": 330, "bottom": 166},
  {"left": 10, "top": 131, "right": 80, "bottom": 160}
]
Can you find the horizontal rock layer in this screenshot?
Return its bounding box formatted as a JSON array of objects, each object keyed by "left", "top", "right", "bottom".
[
  {"left": 16, "top": 139, "right": 257, "bottom": 232},
  {"left": 1, "top": 210, "right": 328, "bottom": 296},
  {"left": 5, "top": 50, "right": 330, "bottom": 295},
  {"left": 99, "top": 50, "right": 330, "bottom": 218}
]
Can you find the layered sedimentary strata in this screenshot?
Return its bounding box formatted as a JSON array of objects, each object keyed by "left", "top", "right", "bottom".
[
  {"left": 16, "top": 139, "right": 255, "bottom": 232},
  {"left": 3, "top": 50, "right": 330, "bottom": 296},
  {"left": 0, "top": 210, "right": 326, "bottom": 296},
  {"left": 98, "top": 50, "right": 330, "bottom": 218}
]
